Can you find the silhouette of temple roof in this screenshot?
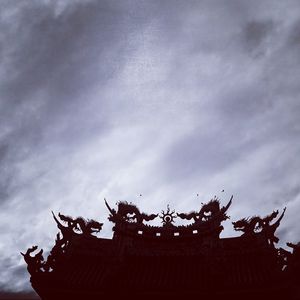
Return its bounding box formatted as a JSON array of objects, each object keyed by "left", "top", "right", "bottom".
[{"left": 22, "top": 196, "right": 300, "bottom": 300}]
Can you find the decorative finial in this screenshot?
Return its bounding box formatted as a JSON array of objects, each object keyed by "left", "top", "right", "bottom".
[{"left": 160, "top": 204, "right": 177, "bottom": 226}]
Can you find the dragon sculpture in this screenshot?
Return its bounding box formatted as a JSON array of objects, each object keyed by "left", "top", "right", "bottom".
[
  {"left": 21, "top": 235, "right": 67, "bottom": 274},
  {"left": 52, "top": 211, "right": 103, "bottom": 243},
  {"left": 105, "top": 199, "right": 158, "bottom": 224},
  {"left": 177, "top": 196, "right": 233, "bottom": 223},
  {"left": 20, "top": 246, "right": 45, "bottom": 275},
  {"left": 43, "top": 233, "right": 66, "bottom": 272},
  {"left": 22, "top": 213, "right": 103, "bottom": 274},
  {"left": 232, "top": 207, "right": 286, "bottom": 245}
]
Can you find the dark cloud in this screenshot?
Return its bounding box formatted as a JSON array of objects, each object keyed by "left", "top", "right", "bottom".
[
  {"left": 242, "top": 20, "right": 275, "bottom": 55},
  {"left": 287, "top": 18, "right": 300, "bottom": 47},
  {"left": 1, "top": 1, "right": 134, "bottom": 102}
]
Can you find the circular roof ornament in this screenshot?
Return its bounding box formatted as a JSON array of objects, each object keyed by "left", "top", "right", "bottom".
[{"left": 160, "top": 205, "right": 176, "bottom": 226}]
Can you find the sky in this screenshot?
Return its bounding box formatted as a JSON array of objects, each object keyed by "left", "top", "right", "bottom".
[{"left": 0, "top": 0, "right": 300, "bottom": 297}]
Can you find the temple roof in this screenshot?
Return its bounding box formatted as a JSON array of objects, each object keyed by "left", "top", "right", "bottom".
[{"left": 21, "top": 196, "right": 300, "bottom": 299}]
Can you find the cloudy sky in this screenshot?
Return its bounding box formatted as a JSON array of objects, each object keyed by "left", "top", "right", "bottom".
[{"left": 0, "top": 0, "right": 300, "bottom": 297}]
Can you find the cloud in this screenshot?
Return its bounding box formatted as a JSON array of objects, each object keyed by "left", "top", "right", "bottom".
[{"left": 0, "top": 0, "right": 299, "bottom": 294}]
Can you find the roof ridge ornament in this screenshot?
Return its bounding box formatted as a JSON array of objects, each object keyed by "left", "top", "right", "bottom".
[
  {"left": 22, "top": 195, "right": 300, "bottom": 299},
  {"left": 232, "top": 207, "right": 286, "bottom": 246},
  {"left": 160, "top": 204, "right": 177, "bottom": 226}
]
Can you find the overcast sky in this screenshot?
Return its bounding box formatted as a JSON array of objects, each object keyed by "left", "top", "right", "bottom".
[{"left": 0, "top": 0, "right": 300, "bottom": 296}]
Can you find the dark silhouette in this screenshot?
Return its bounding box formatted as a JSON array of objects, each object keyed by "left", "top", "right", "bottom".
[
  {"left": 105, "top": 199, "right": 158, "bottom": 224},
  {"left": 22, "top": 196, "right": 300, "bottom": 299},
  {"left": 21, "top": 246, "right": 45, "bottom": 276},
  {"left": 232, "top": 207, "right": 286, "bottom": 246}
]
